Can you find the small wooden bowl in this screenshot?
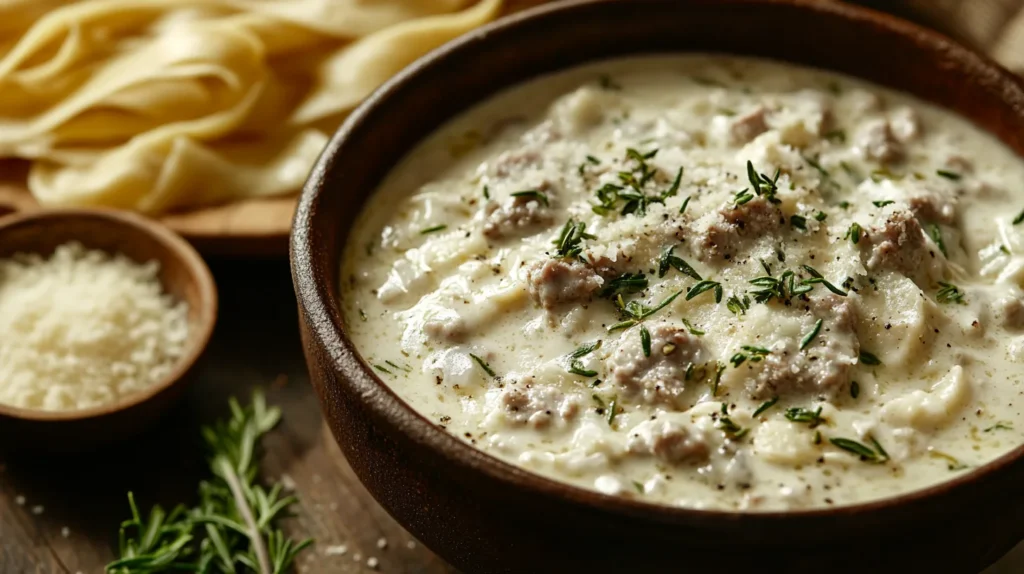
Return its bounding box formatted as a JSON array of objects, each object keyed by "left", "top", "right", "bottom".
[{"left": 0, "top": 209, "right": 217, "bottom": 452}]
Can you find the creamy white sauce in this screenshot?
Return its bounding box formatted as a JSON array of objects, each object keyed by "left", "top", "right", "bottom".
[{"left": 342, "top": 55, "right": 1024, "bottom": 510}]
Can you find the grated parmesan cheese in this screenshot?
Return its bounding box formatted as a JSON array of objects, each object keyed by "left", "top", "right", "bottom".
[{"left": 0, "top": 242, "right": 189, "bottom": 411}]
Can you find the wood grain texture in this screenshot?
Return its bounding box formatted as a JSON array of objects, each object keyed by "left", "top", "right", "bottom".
[
  {"left": 0, "top": 0, "right": 551, "bottom": 258},
  {"left": 0, "top": 260, "right": 456, "bottom": 574}
]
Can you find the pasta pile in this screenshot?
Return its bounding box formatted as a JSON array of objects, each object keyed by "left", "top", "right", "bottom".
[{"left": 0, "top": 0, "right": 501, "bottom": 213}]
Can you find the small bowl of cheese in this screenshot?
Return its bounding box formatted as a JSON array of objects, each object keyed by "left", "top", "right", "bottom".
[{"left": 0, "top": 208, "right": 217, "bottom": 452}]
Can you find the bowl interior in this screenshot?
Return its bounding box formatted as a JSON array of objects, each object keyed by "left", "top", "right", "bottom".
[
  {"left": 295, "top": 0, "right": 1024, "bottom": 521},
  {"left": 0, "top": 209, "right": 216, "bottom": 420}
]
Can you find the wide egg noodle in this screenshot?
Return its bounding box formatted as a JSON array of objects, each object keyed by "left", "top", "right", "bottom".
[{"left": 0, "top": 0, "right": 501, "bottom": 213}]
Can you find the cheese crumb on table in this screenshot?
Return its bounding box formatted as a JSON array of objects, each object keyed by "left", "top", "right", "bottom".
[{"left": 0, "top": 242, "right": 189, "bottom": 411}]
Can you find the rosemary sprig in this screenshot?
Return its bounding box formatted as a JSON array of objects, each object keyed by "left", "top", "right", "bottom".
[
  {"left": 607, "top": 290, "right": 683, "bottom": 331},
  {"left": 785, "top": 406, "right": 825, "bottom": 428},
  {"left": 107, "top": 392, "right": 312, "bottom": 574}
]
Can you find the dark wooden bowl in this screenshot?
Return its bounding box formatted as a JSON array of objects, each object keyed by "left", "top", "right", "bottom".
[
  {"left": 291, "top": 1, "right": 1024, "bottom": 572},
  {"left": 0, "top": 209, "right": 217, "bottom": 452}
]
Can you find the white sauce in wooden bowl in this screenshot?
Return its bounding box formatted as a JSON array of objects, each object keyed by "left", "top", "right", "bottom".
[{"left": 342, "top": 56, "right": 1024, "bottom": 510}]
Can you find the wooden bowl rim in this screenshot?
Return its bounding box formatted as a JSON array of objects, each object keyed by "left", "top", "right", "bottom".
[
  {"left": 293, "top": 0, "right": 1024, "bottom": 521},
  {"left": 0, "top": 208, "right": 217, "bottom": 422}
]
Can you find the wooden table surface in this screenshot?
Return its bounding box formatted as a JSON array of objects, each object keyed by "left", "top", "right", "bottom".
[
  {"left": 3, "top": 2, "right": 1024, "bottom": 573},
  {"left": 0, "top": 259, "right": 455, "bottom": 574}
]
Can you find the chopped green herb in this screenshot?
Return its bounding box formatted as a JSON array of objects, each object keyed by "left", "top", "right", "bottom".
[
  {"left": 731, "top": 345, "right": 770, "bottom": 367},
  {"left": 567, "top": 341, "right": 601, "bottom": 377},
  {"left": 571, "top": 340, "right": 602, "bottom": 359},
  {"left": 790, "top": 214, "right": 807, "bottom": 231},
  {"left": 801, "top": 265, "right": 848, "bottom": 296},
  {"left": 607, "top": 397, "right": 620, "bottom": 426},
  {"left": 838, "top": 200, "right": 852, "bottom": 210},
  {"left": 420, "top": 224, "right": 448, "bottom": 235},
  {"left": 936, "top": 169, "right": 961, "bottom": 181},
  {"left": 733, "top": 188, "right": 754, "bottom": 205},
  {"left": 552, "top": 218, "right": 594, "bottom": 258},
  {"left": 746, "top": 161, "right": 781, "bottom": 204},
  {"left": 830, "top": 436, "right": 888, "bottom": 463},
  {"left": 607, "top": 290, "right": 683, "bottom": 331},
  {"left": 679, "top": 195, "right": 692, "bottom": 215},
  {"left": 598, "top": 272, "right": 648, "bottom": 297},
  {"left": 586, "top": 154, "right": 601, "bottom": 165},
  {"left": 483, "top": 185, "right": 490, "bottom": 200},
  {"left": 753, "top": 397, "right": 779, "bottom": 417},
  {"left": 657, "top": 246, "right": 702, "bottom": 280},
  {"left": 686, "top": 280, "right": 723, "bottom": 303},
  {"left": 511, "top": 189, "right": 549, "bottom": 207},
  {"left": 385, "top": 360, "right": 412, "bottom": 373},
  {"left": 726, "top": 294, "right": 750, "bottom": 315},
  {"left": 711, "top": 363, "right": 725, "bottom": 396},
  {"left": 850, "top": 380, "right": 860, "bottom": 399},
  {"left": 845, "top": 222, "right": 863, "bottom": 245},
  {"left": 640, "top": 324, "right": 652, "bottom": 358},
  {"left": 872, "top": 200, "right": 895, "bottom": 208},
  {"left": 1014, "top": 209, "right": 1024, "bottom": 225},
  {"left": 374, "top": 364, "right": 394, "bottom": 376},
  {"left": 984, "top": 422, "right": 1013, "bottom": 432},
  {"left": 936, "top": 282, "right": 966, "bottom": 305},
  {"left": 785, "top": 406, "right": 825, "bottom": 427},
  {"left": 716, "top": 403, "right": 748, "bottom": 439},
  {"left": 928, "top": 223, "right": 947, "bottom": 257},
  {"left": 358, "top": 308, "right": 367, "bottom": 322},
  {"left": 800, "top": 318, "right": 823, "bottom": 350},
  {"left": 664, "top": 167, "right": 683, "bottom": 199},
  {"left": 469, "top": 353, "right": 496, "bottom": 377},
  {"left": 592, "top": 394, "right": 605, "bottom": 408},
  {"left": 632, "top": 480, "right": 645, "bottom": 494},
  {"left": 859, "top": 350, "right": 882, "bottom": 366},
  {"left": 814, "top": 210, "right": 828, "bottom": 222},
  {"left": 814, "top": 430, "right": 823, "bottom": 445},
  {"left": 681, "top": 318, "right": 704, "bottom": 336}
]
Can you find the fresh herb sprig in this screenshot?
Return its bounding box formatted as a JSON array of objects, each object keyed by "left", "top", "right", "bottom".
[
  {"left": 830, "top": 435, "right": 889, "bottom": 463},
  {"left": 785, "top": 406, "right": 825, "bottom": 427},
  {"left": 107, "top": 392, "right": 312, "bottom": 574},
  {"left": 936, "top": 282, "right": 965, "bottom": 305},
  {"left": 607, "top": 290, "right": 683, "bottom": 332},
  {"left": 552, "top": 218, "right": 595, "bottom": 258},
  {"left": 567, "top": 340, "right": 602, "bottom": 377},
  {"left": 716, "top": 403, "right": 748, "bottom": 439},
  {"left": 657, "top": 246, "right": 702, "bottom": 280},
  {"left": 730, "top": 345, "right": 770, "bottom": 368},
  {"left": 746, "top": 161, "right": 782, "bottom": 204}
]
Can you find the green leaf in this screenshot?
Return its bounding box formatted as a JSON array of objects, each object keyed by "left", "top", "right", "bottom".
[{"left": 800, "top": 318, "right": 823, "bottom": 350}]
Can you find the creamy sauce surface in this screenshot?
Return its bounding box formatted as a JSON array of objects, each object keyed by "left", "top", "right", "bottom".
[{"left": 342, "top": 55, "right": 1024, "bottom": 510}]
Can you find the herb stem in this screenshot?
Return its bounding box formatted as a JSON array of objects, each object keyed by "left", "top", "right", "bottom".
[{"left": 217, "top": 457, "right": 271, "bottom": 574}]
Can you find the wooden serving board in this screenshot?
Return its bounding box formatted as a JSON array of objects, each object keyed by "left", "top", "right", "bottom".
[
  {"left": 0, "top": 164, "right": 297, "bottom": 258},
  {"left": 0, "top": 0, "right": 550, "bottom": 259}
]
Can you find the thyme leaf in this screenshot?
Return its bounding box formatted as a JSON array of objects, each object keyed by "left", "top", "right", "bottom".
[
  {"left": 753, "top": 397, "right": 779, "bottom": 417},
  {"left": 469, "top": 353, "right": 497, "bottom": 377},
  {"left": 800, "top": 318, "right": 823, "bottom": 350}
]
